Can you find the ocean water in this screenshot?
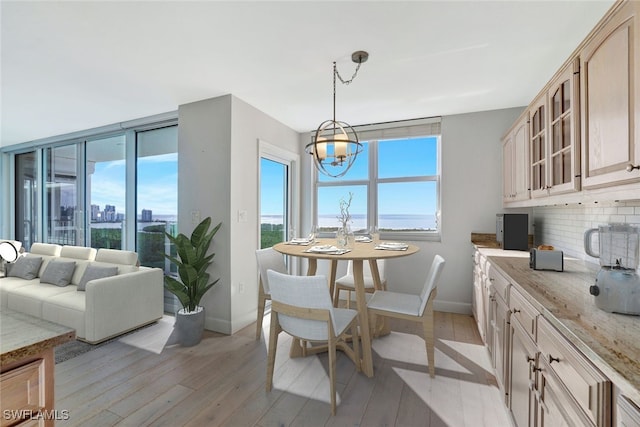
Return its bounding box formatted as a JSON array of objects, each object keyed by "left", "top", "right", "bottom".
[{"left": 261, "top": 214, "right": 436, "bottom": 231}]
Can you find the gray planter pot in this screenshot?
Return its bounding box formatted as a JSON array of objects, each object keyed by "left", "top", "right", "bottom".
[{"left": 175, "top": 306, "right": 205, "bottom": 346}]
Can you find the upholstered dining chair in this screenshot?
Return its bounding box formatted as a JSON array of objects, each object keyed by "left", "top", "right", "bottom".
[
  {"left": 266, "top": 270, "right": 361, "bottom": 415},
  {"left": 333, "top": 259, "right": 387, "bottom": 308},
  {"left": 366, "top": 254, "right": 445, "bottom": 378},
  {"left": 255, "top": 248, "right": 288, "bottom": 340}
]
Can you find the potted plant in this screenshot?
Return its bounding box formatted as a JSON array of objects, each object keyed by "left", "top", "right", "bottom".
[{"left": 164, "top": 217, "right": 222, "bottom": 346}]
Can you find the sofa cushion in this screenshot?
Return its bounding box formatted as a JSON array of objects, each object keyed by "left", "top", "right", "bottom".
[
  {"left": 60, "top": 245, "right": 97, "bottom": 261},
  {"left": 77, "top": 265, "right": 118, "bottom": 291},
  {"left": 6, "top": 256, "right": 43, "bottom": 280},
  {"left": 0, "top": 277, "right": 39, "bottom": 307},
  {"left": 29, "top": 243, "right": 62, "bottom": 256},
  {"left": 40, "top": 260, "right": 76, "bottom": 287},
  {"left": 95, "top": 248, "right": 138, "bottom": 266},
  {"left": 7, "top": 283, "right": 77, "bottom": 318},
  {"left": 42, "top": 292, "right": 86, "bottom": 339}
]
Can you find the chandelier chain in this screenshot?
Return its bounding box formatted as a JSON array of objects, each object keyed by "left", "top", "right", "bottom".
[{"left": 335, "top": 61, "right": 362, "bottom": 86}]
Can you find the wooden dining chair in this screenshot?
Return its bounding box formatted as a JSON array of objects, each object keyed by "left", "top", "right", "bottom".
[
  {"left": 266, "top": 270, "right": 360, "bottom": 415},
  {"left": 366, "top": 254, "right": 445, "bottom": 378},
  {"left": 254, "top": 248, "right": 288, "bottom": 340},
  {"left": 333, "top": 259, "right": 387, "bottom": 308}
]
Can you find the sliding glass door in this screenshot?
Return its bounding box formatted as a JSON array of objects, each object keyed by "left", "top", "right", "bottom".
[
  {"left": 86, "top": 134, "right": 127, "bottom": 249},
  {"left": 44, "top": 145, "right": 81, "bottom": 246},
  {"left": 15, "top": 152, "right": 39, "bottom": 250}
]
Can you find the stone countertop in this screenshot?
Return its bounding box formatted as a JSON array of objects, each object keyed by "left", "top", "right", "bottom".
[
  {"left": 475, "top": 246, "right": 640, "bottom": 407},
  {"left": 0, "top": 308, "right": 75, "bottom": 367}
]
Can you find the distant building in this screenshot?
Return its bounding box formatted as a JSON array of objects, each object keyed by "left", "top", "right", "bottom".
[
  {"left": 103, "top": 204, "right": 117, "bottom": 222},
  {"left": 91, "top": 204, "right": 100, "bottom": 221},
  {"left": 141, "top": 209, "right": 153, "bottom": 222}
]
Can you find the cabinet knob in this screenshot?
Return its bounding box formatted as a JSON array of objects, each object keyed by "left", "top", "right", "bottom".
[
  {"left": 525, "top": 355, "right": 535, "bottom": 363},
  {"left": 512, "top": 308, "right": 521, "bottom": 314},
  {"left": 549, "top": 355, "right": 560, "bottom": 364},
  {"left": 626, "top": 164, "right": 640, "bottom": 172}
]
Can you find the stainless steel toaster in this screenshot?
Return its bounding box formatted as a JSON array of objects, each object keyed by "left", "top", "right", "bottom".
[{"left": 530, "top": 249, "right": 564, "bottom": 272}]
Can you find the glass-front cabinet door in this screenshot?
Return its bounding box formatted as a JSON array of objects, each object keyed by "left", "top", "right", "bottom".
[
  {"left": 529, "top": 59, "right": 580, "bottom": 199},
  {"left": 529, "top": 94, "right": 548, "bottom": 198},
  {"left": 548, "top": 60, "right": 580, "bottom": 195}
]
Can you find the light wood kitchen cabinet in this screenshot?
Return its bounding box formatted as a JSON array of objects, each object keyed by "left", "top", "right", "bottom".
[
  {"left": 0, "top": 358, "right": 46, "bottom": 427},
  {"left": 617, "top": 395, "right": 640, "bottom": 426},
  {"left": 581, "top": 0, "right": 640, "bottom": 188},
  {"left": 510, "top": 286, "right": 538, "bottom": 341},
  {"left": 490, "top": 284, "right": 510, "bottom": 401},
  {"left": 503, "top": 112, "right": 530, "bottom": 203},
  {"left": 528, "top": 60, "right": 581, "bottom": 199},
  {"left": 547, "top": 59, "right": 581, "bottom": 195},
  {"left": 472, "top": 247, "right": 620, "bottom": 427},
  {"left": 472, "top": 250, "right": 487, "bottom": 343},
  {"left": 508, "top": 315, "right": 537, "bottom": 427},
  {"left": 537, "top": 316, "right": 611, "bottom": 426},
  {"left": 529, "top": 93, "right": 549, "bottom": 198},
  {"left": 537, "top": 357, "right": 594, "bottom": 427}
]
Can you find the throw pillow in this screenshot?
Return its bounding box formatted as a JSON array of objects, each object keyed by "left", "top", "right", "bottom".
[
  {"left": 40, "top": 260, "right": 76, "bottom": 287},
  {"left": 77, "top": 265, "right": 118, "bottom": 291},
  {"left": 7, "top": 256, "right": 43, "bottom": 280}
]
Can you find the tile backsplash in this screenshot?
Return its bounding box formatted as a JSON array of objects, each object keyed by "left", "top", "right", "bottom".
[{"left": 532, "top": 201, "right": 640, "bottom": 263}]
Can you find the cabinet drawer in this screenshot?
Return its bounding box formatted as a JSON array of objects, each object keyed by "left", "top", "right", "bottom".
[
  {"left": 488, "top": 266, "right": 510, "bottom": 301},
  {"left": 617, "top": 395, "right": 640, "bottom": 427},
  {"left": 509, "top": 286, "right": 538, "bottom": 341},
  {"left": 537, "top": 316, "right": 611, "bottom": 426},
  {"left": 0, "top": 359, "right": 45, "bottom": 427}
]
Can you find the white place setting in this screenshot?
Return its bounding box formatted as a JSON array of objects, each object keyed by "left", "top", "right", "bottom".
[
  {"left": 374, "top": 242, "right": 409, "bottom": 251},
  {"left": 304, "top": 244, "right": 351, "bottom": 255}
]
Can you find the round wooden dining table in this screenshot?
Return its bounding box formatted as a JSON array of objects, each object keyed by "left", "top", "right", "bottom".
[{"left": 273, "top": 238, "right": 420, "bottom": 377}]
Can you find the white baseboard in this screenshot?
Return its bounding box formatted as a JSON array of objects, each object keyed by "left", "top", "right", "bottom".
[{"left": 435, "top": 300, "right": 472, "bottom": 315}]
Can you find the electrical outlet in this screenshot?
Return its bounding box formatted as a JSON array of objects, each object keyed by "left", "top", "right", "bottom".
[
  {"left": 191, "top": 210, "right": 200, "bottom": 225},
  {"left": 238, "top": 282, "right": 245, "bottom": 293},
  {"left": 237, "top": 210, "right": 247, "bottom": 223}
]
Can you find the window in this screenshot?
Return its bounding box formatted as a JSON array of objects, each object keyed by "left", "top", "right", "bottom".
[
  {"left": 45, "top": 144, "right": 80, "bottom": 246},
  {"left": 315, "top": 118, "right": 441, "bottom": 240},
  {"left": 86, "top": 135, "right": 126, "bottom": 249}
]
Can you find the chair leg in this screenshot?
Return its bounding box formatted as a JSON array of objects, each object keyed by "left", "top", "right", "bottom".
[
  {"left": 332, "top": 286, "right": 341, "bottom": 308},
  {"left": 328, "top": 336, "right": 337, "bottom": 416},
  {"left": 350, "top": 321, "right": 361, "bottom": 372},
  {"left": 256, "top": 285, "right": 267, "bottom": 340},
  {"left": 346, "top": 290, "right": 352, "bottom": 309},
  {"left": 266, "top": 313, "right": 279, "bottom": 391},
  {"left": 423, "top": 306, "right": 436, "bottom": 378}
]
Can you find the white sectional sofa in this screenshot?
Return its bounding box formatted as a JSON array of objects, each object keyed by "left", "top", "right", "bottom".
[{"left": 0, "top": 243, "right": 164, "bottom": 343}]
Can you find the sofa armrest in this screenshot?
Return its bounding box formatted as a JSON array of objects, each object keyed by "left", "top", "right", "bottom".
[{"left": 83, "top": 267, "right": 163, "bottom": 343}]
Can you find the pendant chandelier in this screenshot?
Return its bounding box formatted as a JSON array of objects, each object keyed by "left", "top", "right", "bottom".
[{"left": 306, "top": 51, "right": 369, "bottom": 178}]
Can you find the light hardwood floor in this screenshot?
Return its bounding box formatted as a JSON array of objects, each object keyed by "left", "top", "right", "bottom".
[{"left": 54, "top": 311, "right": 513, "bottom": 426}]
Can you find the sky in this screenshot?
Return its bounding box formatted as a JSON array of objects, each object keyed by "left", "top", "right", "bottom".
[{"left": 90, "top": 153, "right": 178, "bottom": 217}]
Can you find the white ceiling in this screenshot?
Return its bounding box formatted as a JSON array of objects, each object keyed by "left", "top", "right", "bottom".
[{"left": 1, "top": 1, "right": 615, "bottom": 147}]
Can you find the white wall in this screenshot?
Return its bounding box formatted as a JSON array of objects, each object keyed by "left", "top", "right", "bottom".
[
  {"left": 229, "top": 96, "right": 300, "bottom": 333},
  {"left": 533, "top": 201, "right": 640, "bottom": 264},
  {"left": 178, "top": 94, "right": 300, "bottom": 334},
  {"left": 178, "top": 96, "right": 233, "bottom": 333},
  {"left": 416, "top": 107, "right": 523, "bottom": 313}
]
